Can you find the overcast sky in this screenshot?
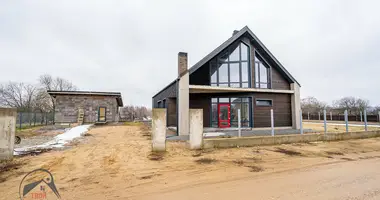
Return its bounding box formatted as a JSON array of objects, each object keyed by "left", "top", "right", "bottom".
[{"left": 1, "top": 0, "right": 379, "bottom": 107}]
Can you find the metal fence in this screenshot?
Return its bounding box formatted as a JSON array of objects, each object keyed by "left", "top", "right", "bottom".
[
  {"left": 16, "top": 112, "right": 54, "bottom": 129},
  {"left": 302, "top": 112, "right": 380, "bottom": 122}
]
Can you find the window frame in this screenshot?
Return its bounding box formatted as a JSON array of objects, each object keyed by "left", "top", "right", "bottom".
[
  {"left": 209, "top": 40, "right": 251, "bottom": 88},
  {"left": 255, "top": 98, "right": 273, "bottom": 107},
  {"left": 254, "top": 51, "right": 272, "bottom": 89},
  {"left": 210, "top": 97, "right": 252, "bottom": 128}
]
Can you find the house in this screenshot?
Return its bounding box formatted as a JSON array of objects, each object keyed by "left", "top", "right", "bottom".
[
  {"left": 48, "top": 91, "right": 123, "bottom": 124},
  {"left": 152, "top": 26, "right": 301, "bottom": 135}
]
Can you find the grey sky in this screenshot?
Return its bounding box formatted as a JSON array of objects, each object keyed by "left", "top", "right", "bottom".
[{"left": 1, "top": 0, "right": 379, "bottom": 107}]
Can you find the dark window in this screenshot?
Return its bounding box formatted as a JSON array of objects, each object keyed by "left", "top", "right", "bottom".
[
  {"left": 162, "top": 99, "right": 166, "bottom": 108},
  {"left": 210, "top": 42, "right": 250, "bottom": 88},
  {"left": 255, "top": 52, "right": 270, "bottom": 89},
  {"left": 157, "top": 101, "right": 162, "bottom": 108},
  {"left": 256, "top": 99, "right": 272, "bottom": 106},
  {"left": 211, "top": 97, "right": 251, "bottom": 127}
]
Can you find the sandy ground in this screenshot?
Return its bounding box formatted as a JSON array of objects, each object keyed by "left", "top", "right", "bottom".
[{"left": 2, "top": 124, "right": 380, "bottom": 199}]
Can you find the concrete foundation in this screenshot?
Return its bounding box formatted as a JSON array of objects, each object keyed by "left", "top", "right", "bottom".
[
  {"left": 204, "top": 130, "right": 380, "bottom": 149},
  {"left": 291, "top": 83, "right": 301, "bottom": 129},
  {"left": 0, "top": 108, "right": 17, "bottom": 160},
  {"left": 189, "top": 109, "right": 203, "bottom": 149},
  {"left": 152, "top": 109, "right": 166, "bottom": 152}
]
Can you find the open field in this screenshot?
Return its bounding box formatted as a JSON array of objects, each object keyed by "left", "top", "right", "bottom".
[{"left": 2, "top": 124, "right": 380, "bottom": 199}]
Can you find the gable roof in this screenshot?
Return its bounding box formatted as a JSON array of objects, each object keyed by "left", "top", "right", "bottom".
[
  {"left": 189, "top": 26, "right": 300, "bottom": 86},
  {"left": 47, "top": 90, "right": 123, "bottom": 106},
  {"left": 153, "top": 26, "right": 300, "bottom": 98}
]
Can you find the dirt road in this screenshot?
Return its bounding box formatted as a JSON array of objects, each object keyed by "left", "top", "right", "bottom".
[
  {"left": 2, "top": 124, "right": 380, "bottom": 200},
  {"left": 138, "top": 157, "right": 380, "bottom": 200}
]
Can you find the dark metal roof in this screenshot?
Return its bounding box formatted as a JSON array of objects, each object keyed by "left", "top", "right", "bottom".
[
  {"left": 152, "top": 26, "right": 300, "bottom": 98},
  {"left": 188, "top": 26, "right": 300, "bottom": 86},
  {"left": 47, "top": 90, "right": 123, "bottom": 106}
]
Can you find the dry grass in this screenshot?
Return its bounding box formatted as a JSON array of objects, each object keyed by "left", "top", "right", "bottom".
[
  {"left": 273, "top": 148, "right": 303, "bottom": 156},
  {"left": 303, "top": 123, "right": 380, "bottom": 133},
  {"left": 195, "top": 158, "right": 217, "bottom": 164},
  {"left": 124, "top": 121, "right": 144, "bottom": 126}
]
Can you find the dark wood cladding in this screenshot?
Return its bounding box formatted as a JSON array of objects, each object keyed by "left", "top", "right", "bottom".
[
  {"left": 167, "top": 98, "right": 177, "bottom": 126},
  {"left": 190, "top": 62, "right": 210, "bottom": 85},
  {"left": 271, "top": 67, "right": 290, "bottom": 90},
  {"left": 152, "top": 81, "right": 177, "bottom": 108},
  {"left": 253, "top": 93, "right": 291, "bottom": 127},
  {"left": 189, "top": 93, "right": 211, "bottom": 127}
]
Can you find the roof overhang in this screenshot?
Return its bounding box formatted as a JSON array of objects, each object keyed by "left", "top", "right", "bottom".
[
  {"left": 189, "top": 85, "right": 294, "bottom": 94},
  {"left": 47, "top": 90, "right": 123, "bottom": 106}
]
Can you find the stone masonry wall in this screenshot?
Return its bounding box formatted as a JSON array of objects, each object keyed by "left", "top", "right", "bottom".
[{"left": 54, "top": 95, "right": 119, "bottom": 124}]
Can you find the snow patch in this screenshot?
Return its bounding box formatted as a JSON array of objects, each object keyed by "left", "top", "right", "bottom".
[
  {"left": 203, "top": 132, "right": 226, "bottom": 137},
  {"left": 14, "top": 124, "right": 92, "bottom": 155}
]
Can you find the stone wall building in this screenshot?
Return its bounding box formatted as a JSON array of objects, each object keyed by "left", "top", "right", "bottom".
[{"left": 48, "top": 91, "right": 123, "bottom": 124}]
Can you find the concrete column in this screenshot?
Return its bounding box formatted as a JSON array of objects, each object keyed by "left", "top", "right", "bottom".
[
  {"left": 0, "top": 108, "right": 17, "bottom": 160},
  {"left": 290, "top": 83, "right": 301, "bottom": 129},
  {"left": 178, "top": 52, "right": 189, "bottom": 136},
  {"left": 189, "top": 109, "right": 203, "bottom": 150},
  {"left": 152, "top": 108, "right": 166, "bottom": 152}
]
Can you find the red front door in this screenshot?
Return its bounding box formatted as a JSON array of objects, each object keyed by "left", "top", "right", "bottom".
[{"left": 218, "top": 103, "right": 231, "bottom": 128}]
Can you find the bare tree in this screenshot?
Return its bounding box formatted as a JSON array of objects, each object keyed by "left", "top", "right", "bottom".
[
  {"left": 0, "top": 82, "right": 37, "bottom": 112},
  {"left": 301, "top": 96, "right": 327, "bottom": 113},
  {"left": 38, "top": 74, "right": 78, "bottom": 117},
  {"left": 333, "top": 97, "right": 369, "bottom": 115},
  {"left": 119, "top": 106, "right": 152, "bottom": 121}
]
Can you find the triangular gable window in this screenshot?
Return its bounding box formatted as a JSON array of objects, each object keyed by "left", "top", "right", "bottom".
[{"left": 210, "top": 42, "right": 250, "bottom": 88}]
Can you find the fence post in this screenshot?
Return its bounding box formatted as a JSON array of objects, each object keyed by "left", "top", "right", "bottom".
[
  {"left": 45, "top": 113, "right": 48, "bottom": 125},
  {"left": 378, "top": 111, "right": 380, "bottom": 123},
  {"left": 307, "top": 112, "right": 310, "bottom": 120},
  {"left": 33, "top": 112, "right": 36, "bottom": 126},
  {"left": 330, "top": 112, "right": 332, "bottom": 121},
  {"left": 271, "top": 109, "right": 274, "bottom": 136},
  {"left": 344, "top": 110, "right": 348, "bottom": 133},
  {"left": 19, "top": 112, "right": 22, "bottom": 129},
  {"left": 300, "top": 110, "right": 303, "bottom": 134},
  {"left": 360, "top": 111, "right": 363, "bottom": 122},
  {"left": 318, "top": 112, "right": 320, "bottom": 121},
  {"left": 323, "top": 110, "right": 327, "bottom": 134},
  {"left": 238, "top": 109, "right": 241, "bottom": 137},
  {"left": 364, "top": 110, "right": 368, "bottom": 131}
]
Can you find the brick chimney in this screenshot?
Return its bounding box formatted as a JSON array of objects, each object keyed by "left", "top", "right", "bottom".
[
  {"left": 233, "top": 30, "right": 239, "bottom": 36},
  {"left": 178, "top": 52, "right": 188, "bottom": 77}
]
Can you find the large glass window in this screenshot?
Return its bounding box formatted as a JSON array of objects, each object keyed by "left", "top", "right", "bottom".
[
  {"left": 210, "top": 42, "right": 250, "bottom": 88},
  {"left": 255, "top": 52, "right": 270, "bottom": 88},
  {"left": 211, "top": 97, "right": 251, "bottom": 127}
]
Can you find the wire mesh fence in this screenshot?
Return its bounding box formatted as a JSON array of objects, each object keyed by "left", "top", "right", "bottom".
[{"left": 16, "top": 112, "right": 54, "bottom": 129}]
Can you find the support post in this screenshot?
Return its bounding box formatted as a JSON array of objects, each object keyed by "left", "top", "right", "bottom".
[
  {"left": 189, "top": 109, "right": 203, "bottom": 150},
  {"left": 330, "top": 112, "right": 332, "bottom": 121},
  {"left": 308, "top": 112, "right": 310, "bottom": 120},
  {"left": 290, "top": 83, "right": 301, "bottom": 129},
  {"left": 318, "top": 112, "right": 320, "bottom": 121},
  {"left": 344, "top": 110, "right": 348, "bottom": 133},
  {"left": 323, "top": 110, "right": 327, "bottom": 134},
  {"left": 270, "top": 109, "right": 274, "bottom": 136},
  {"left": 238, "top": 109, "right": 241, "bottom": 137},
  {"left": 0, "top": 108, "right": 17, "bottom": 160},
  {"left": 360, "top": 111, "right": 363, "bottom": 122},
  {"left": 364, "top": 109, "right": 368, "bottom": 131},
  {"left": 19, "top": 112, "right": 22, "bottom": 129},
  {"left": 152, "top": 108, "right": 167, "bottom": 152},
  {"left": 300, "top": 110, "right": 303, "bottom": 135},
  {"left": 177, "top": 52, "right": 189, "bottom": 136},
  {"left": 378, "top": 111, "right": 380, "bottom": 123}
]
